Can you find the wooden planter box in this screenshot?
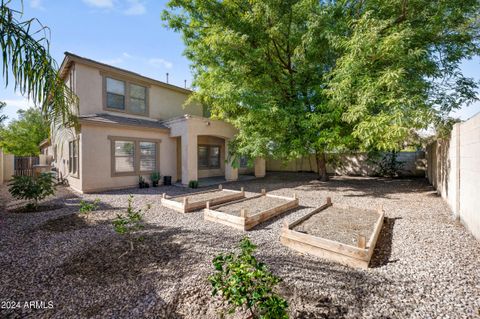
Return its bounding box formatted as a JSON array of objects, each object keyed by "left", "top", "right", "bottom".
[
  {"left": 280, "top": 198, "right": 384, "bottom": 269},
  {"left": 204, "top": 189, "right": 299, "bottom": 231},
  {"left": 161, "top": 185, "right": 245, "bottom": 213}
]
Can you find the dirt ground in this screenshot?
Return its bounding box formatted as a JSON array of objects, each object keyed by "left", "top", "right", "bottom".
[
  {"left": 215, "top": 195, "right": 290, "bottom": 216},
  {"left": 1, "top": 172, "right": 479, "bottom": 319},
  {"left": 293, "top": 206, "right": 380, "bottom": 246}
]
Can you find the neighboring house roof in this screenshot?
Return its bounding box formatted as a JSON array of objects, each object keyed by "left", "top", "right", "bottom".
[
  {"left": 39, "top": 138, "right": 51, "bottom": 149},
  {"left": 59, "top": 52, "right": 192, "bottom": 95},
  {"left": 79, "top": 113, "right": 169, "bottom": 131}
]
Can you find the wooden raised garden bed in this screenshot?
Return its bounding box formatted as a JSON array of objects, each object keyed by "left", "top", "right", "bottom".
[
  {"left": 280, "top": 197, "right": 384, "bottom": 269},
  {"left": 204, "top": 189, "right": 299, "bottom": 231},
  {"left": 161, "top": 185, "right": 245, "bottom": 213}
]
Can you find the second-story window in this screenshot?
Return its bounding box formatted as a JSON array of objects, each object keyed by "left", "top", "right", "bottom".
[
  {"left": 129, "top": 84, "right": 146, "bottom": 114},
  {"left": 105, "top": 76, "right": 148, "bottom": 115},
  {"left": 106, "top": 77, "right": 126, "bottom": 110}
]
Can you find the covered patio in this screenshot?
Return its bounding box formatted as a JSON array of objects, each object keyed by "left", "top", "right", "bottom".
[{"left": 164, "top": 115, "right": 266, "bottom": 185}]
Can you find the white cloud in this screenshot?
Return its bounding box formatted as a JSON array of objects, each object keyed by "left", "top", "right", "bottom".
[
  {"left": 30, "top": 0, "right": 44, "bottom": 9},
  {"left": 100, "top": 52, "right": 131, "bottom": 65},
  {"left": 123, "top": 0, "right": 146, "bottom": 15},
  {"left": 82, "top": 0, "right": 114, "bottom": 8},
  {"left": 148, "top": 58, "right": 173, "bottom": 69}
]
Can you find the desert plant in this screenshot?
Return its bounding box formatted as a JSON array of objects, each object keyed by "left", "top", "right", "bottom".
[
  {"left": 138, "top": 176, "right": 149, "bottom": 188},
  {"left": 113, "top": 195, "right": 149, "bottom": 253},
  {"left": 8, "top": 172, "right": 55, "bottom": 210},
  {"left": 188, "top": 180, "right": 199, "bottom": 188},
  {"left": 79, "top": 198, "right": 100, "bottom": 214},
  {"left": 368, "top": 151, "right": 405, "bottom": 177},
  {"left": 150, "top": 171, "right": 161, "bottom": 187},
  {"left": 209, "top": 237, "right": 288, "bottom": 319}
]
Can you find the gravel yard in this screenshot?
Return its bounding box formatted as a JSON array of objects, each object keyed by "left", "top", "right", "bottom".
[
  {"left": 293, "top": 206, "right": 380, "bottom": 246},
  {"left": 214, "top": 195, "right": 290, "bottom": 216},
  {"left": 1, "top": 172, "right": 479, "bottom": 318}
]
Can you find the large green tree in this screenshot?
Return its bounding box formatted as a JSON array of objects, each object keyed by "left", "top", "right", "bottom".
[
  {"left": 1, "top": 0, "right": 77, "bottom": 125},
  {"left": 0, "top": 107, "right": 49, "bottom": 156},
  {"left": 163, "top": 0, "right": 479, "bottom": 181}
]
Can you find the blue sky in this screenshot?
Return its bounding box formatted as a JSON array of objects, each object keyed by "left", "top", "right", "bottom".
[{"left": 1, "top": 0, "right": 479, "bottom": 122}]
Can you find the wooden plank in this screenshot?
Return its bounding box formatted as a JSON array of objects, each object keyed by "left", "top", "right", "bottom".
[
  {"left": 204, "top": 209, "right": 246, "bottom": 231},
  {"left": 366, "top": 209, "right": 385, "bottom": 260},
  {"left": 287, "top": 197, "right": 332, "bottom": 229},
  {"left": 280, "top": 236, "right": 369, "bottom": 269},
  {"left": 280, "top": 200, "right": 385, "bottom": 269},
  {"left": 281, "top": 228, "right": 369, "bottom": 260},
  {"left": 245, "top": 198, "right": 299, "bottom": 230},
  {"left": 204, "top": 193, "right": 299, "bottom": 231},
  {"left": 160, "top": 188, "right": 245, "bottom": 213}
]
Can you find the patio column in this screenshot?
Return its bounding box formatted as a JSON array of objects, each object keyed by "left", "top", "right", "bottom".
[
  {"left": 254, "top": 157, "right": 266, "bottom": 178},
  {"left": 224, "top": 140, "right": 238, "bottom": 181},
  {"left": 181, "top": 132, "right": 198, "bottom": 184}
]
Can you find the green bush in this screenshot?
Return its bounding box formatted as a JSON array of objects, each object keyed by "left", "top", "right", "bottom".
[
  {"left": 79, "top": 198, "right": 100, "bottom": 214},
  {"left": 368, "top": 151, "right": 405, "bottom": 177},
  {"left": 113, "top": 195, "right": 149, "bottom": 252},
  {"left": 188, "top": 180, "right": 199, "bottom": 188},
  {"left": 150, "top": 171, "right": 160, "bottom": 182},
  {"left": 209, "top": 237, "right": 288, "bottom": 319},
  {"left": 8, "top": 173, "right": 55, "bottom": 210}
]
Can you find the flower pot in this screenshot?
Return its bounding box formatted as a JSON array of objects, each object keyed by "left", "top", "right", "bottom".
[
  {"left": 152, "top": 181, "right": 158, "bottom": 187},
  {"left": 163, "top": 176, "right": 172, "bottom": 186}
]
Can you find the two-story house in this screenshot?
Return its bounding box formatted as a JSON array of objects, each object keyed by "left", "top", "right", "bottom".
[{"left": 47, "top": 52, "right": 265, "bottom": 193}]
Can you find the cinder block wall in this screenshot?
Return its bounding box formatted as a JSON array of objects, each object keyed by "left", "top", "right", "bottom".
[
  {"left": 426, "top": 113, "right": 480, "bottom": 241},
  {"left": 266, "top": 151, "right": 425, "bottom": 177}
]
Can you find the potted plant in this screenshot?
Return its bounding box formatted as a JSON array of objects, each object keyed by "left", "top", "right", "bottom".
[
  {"left": 138, "top": 176, "right": 149, "bottom": 188},
  {"left": 188, "top": 180, "right": 199, "bottom": 188},
  {"left": 163, "top": 175, "right": 172, "bottom": 186},
  {"left": 150, "top": 171, "right": 161, "bottom": 187}
]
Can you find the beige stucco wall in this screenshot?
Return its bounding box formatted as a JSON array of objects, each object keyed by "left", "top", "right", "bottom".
[
  {"left": 79, "top": 124, "right": 177, "bottom": 193},
  {"left": 2, "top": 152, "right": 14, "bottom": 183},
  {"left": 167, "top": 116, "right": 239, "bottom": 183},
  {"left": 74, "top": 63, "right": 203, "bottom": 120},
  {"left": 426, "top": 114, "right": 480, "bottom": 241},
  {"left": 52, "top": 130, "right": 83, "bottom": 192},
  {"left": 267, "top": 152, "right": 425, "bottom": 177}
]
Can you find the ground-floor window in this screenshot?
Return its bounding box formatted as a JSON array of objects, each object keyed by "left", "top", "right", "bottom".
[
  {"left": 239, "top": 155, "right": 249, "bottom": 168},
  {"left": 69, "top": 139, "right": 79, "bottom": 177},
  {"left": 198, "top": 145, "right": 221, "bottom": 169},
  {"left": 109, "top": 136, "right": 160, "bottom": 176}
]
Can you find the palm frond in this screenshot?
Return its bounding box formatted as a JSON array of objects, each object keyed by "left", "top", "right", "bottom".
[{"left": 0, "top": 0, "right": 78, "bottom": 126}]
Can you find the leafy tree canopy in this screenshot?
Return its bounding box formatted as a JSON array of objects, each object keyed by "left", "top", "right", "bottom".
[
  {"left": 0, "top": 107, "right": 49, "bottom": 156},
  {"left": 163, "top": 0, "right": 479, "bottom": 180}
]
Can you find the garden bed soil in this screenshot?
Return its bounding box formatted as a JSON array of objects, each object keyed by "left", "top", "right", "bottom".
[
  {"left": 161, "top": 186, "right": 245, "bottom": 213},
  {"left": 215, "top": 195, "right": 291, "bottom": 216},
  {"left": 293, "top": 205, "right": 380, "bottom": 246},
  {"left": 204, "top": 192, "right": 299, "bottom": 230},
  {"left": 281, "top": 198, "right": 384, "bottom": 269}
]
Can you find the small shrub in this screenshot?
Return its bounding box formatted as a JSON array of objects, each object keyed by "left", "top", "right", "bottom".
[
  {"left": 188, "top": 180, "right": 199, "bottom": 188},
  {"left": 150, "top": 171, "right": 161, "bottom": 187},
  {"left": 209, "top": 237, "right": 288, "bottom": 319},
  {"left": 113, "top": 195, "right": 149, "bottom": 252},
  {"left": 8, "top": 173, "right": 55, "bottom": 210},
  {"left": 371, "top": 151, "right": 405, "bottom": 177},
  {"left": 79, "top": 198, "right": 100, "bottom": 214},
  {"left": 138, "top": 176, "right": 147, "bottom": 188}
]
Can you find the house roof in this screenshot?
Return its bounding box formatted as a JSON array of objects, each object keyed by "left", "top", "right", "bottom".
[
  {"left": 59, "top": 52, "right": 193, "bottom": 95},
  {"left": 79, "top": 113, "right": 169, "bottom": 131}
]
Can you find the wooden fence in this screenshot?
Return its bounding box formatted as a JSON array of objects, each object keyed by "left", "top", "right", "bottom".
[{"left": 14, "top": 156, "right": 39, "bottom": 177}]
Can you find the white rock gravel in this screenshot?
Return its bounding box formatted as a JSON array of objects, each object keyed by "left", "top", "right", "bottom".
[{"left": 0, "top": 172, "right": 479, "bottom": 319}]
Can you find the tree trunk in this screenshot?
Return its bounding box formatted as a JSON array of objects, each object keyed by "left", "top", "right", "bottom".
[{"left": 316, "top": 152, "right": 329, "bottom": 182}]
